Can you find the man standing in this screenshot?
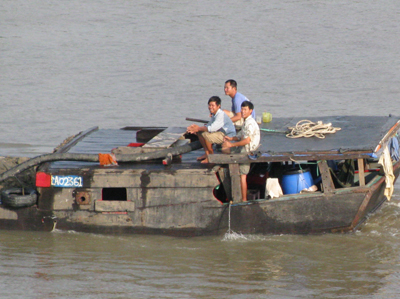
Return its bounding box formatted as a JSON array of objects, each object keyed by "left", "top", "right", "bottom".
[
  {"left": 187, "top": 96, "right": 236, "bottom": 163},
  {"left": 223, "top": 79, "right": 255, "bottom": 126},
  {"left": 222, "top": 101, "right": 260, "bottom": 201}
]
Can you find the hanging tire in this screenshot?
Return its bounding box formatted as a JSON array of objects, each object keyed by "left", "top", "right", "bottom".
[{"left": 1, "top": 188, "right": 37, "bottom": 208}]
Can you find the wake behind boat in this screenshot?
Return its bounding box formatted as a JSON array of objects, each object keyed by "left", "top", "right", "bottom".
[{"left": 0, "top": 115, "right": 399, "bottom": 236}]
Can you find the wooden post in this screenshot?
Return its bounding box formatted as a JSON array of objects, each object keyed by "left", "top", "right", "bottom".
[
  {"left": 357, "top": 158, "right": 365, "bottom": 186},
  {"left": 229, "top": 164, "right": 242, "bottom": 202},
  {"left": 318, "top": 160, "right": 335, "bottom": 193}
]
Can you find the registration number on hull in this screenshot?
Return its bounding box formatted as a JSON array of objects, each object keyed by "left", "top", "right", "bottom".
[{"left": 51, "top": 175, "right": 83, "bottom": 187}]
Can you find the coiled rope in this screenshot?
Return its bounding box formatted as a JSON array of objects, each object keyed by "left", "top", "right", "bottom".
[{"left": 286, "top": 120, "right": 341, "bottom": 139}]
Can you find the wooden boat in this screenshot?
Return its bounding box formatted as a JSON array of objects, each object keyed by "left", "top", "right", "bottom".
[{"left": 0, "top": 115, "right": 399, "bottom": 236}]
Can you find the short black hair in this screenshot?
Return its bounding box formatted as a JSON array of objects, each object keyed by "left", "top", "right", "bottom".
[
  {"left": 225, "top": 79, "right": 237, "bottom": 89},
  {"left": 241, "top": 100, "right": 254, "bottom": 110},
  {"left": 208, "top": 96, "right": 221, "bottom": 106}
]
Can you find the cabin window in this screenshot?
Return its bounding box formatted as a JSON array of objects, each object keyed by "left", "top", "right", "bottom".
[{"left": 102, "top": 188, "right": 127, "bottom": 201}]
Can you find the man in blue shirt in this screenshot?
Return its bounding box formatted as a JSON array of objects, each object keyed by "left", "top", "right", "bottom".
[
  {"left": 223, "top": 79, "right": 255, "bottom": 126},
  {"left": 187, "top": 96, "right": 236, "bottom": 163}
]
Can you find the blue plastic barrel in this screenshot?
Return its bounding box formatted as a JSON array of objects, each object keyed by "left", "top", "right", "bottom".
[{"left": 281, "top": 168, "right": 313, "bottom": 194}]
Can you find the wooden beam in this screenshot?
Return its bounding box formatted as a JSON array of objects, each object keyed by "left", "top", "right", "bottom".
[
  {"left": 185, "top": 117, "right": 209, "bottom": 124},
  {"left": 229, "top": 164, "right": 242, "bottom": 202},
  {"left": 318, "top": 160, "right": 335, "bottom": 193},
  {"left": 374, "top": 120, "right": 400, "bottom": 152},
  {"left": 207, "top": 152, "right": 373, "bottom": 164},
  {"left": 350, "top": 190, "right": 372, "bottom": 229},
  {"left": 357, "top": 158, "right": 365, "bottom": 186}
]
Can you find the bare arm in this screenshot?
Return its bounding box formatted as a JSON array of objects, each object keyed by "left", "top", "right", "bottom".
[
  {"left": 186, "top": 124, "right": 207, "bottom": 134},
  {"left": 230, "top": 112, "right": 242, "bottom": 122},
  {"left": 222, "top": 136, "right": 251, "bottom": 149}
]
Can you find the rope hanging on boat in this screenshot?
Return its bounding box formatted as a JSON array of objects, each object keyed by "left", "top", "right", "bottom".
[{"left": 286, "top": 120, "right": 341, "bottom": 139}]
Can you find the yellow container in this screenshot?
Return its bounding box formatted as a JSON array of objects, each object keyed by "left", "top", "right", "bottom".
[{"left": 262, "top": 112, "right": 272, "bottom": 123}]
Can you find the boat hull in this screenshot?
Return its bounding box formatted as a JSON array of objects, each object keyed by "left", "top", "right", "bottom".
[
  {"left": 0, "top": 174, "right": 392, "bottom": 236},
  {"left": 0, "top": 206, "right": 55, "bottom": 232}
]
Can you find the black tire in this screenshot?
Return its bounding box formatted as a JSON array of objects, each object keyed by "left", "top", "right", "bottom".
[{"left": 1, "top": 188, "right": 37, "bottom": 208}]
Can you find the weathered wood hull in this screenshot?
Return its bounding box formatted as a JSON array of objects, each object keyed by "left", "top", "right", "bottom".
[
  {"left": 0, "top": 206, "right": 55, "bottom": 232},
  {"left": 226, "top": 189, "right": 375, "bottom": 235},
  {"left": 0, "top": 167, "right": 396, "bottom": 236},
  {"left": 227, "top": 167, "right": 398, "bottom": 235}
]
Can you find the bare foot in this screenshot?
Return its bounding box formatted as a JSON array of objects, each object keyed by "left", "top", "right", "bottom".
[
  {"left": 200, "top": 158, "right": 209, "bottom": 164},
  {"left": 197, "top": 154, "right": 207, "bottom": 161}
]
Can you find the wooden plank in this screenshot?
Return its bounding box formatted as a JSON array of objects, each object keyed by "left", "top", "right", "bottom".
[
  {"left": 374, "top": 120, "right": 400, "bottom": 152},
  {"left": 185, "top": 117, "right": 208, "bottom": 124},
  {"left": 350, "top": 190, "right": 372, "bottom": 229},
  {"left": 121, "top": 126, "right": 167, "bottom": 131},
  {"left": 111, "top": 147, "right": 160, "bottom": 155},
  {"left": 229, "top": 164, "right": 242, "bottom": 202},
  {"left": 318, "top": 160, "right": 335, "bottom": 193},
  {"left": 207, "top": 151, "right": 372, "bottom": 164},
  {"left": 357, "top": 159, "right": 365, "bottom": 186},
  {"left": 143, "top": 127, "right": 187, "bottom": 148}
]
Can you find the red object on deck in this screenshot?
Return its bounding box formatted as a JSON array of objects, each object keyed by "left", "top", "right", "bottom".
[
  {"left": 128, "top": 143, "right": 145, "bottom": 147},
  {"left": 36, "top": 172, "right": 51, "bottom": 187}
]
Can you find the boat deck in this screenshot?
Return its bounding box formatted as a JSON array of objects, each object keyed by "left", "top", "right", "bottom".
[
  {"left": 49, "top": 115, "right": 399, "bottom": 169},
  {"left": 50, "top": 128, "right": 208, "bottom": 170},
  {"left": 257, "top": 115, "right": 397, "bottom": 153}
]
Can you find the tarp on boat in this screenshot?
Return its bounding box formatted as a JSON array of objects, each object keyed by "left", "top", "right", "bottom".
[{"left": 258, "top": 115, "right": 399, "bottom": 154}]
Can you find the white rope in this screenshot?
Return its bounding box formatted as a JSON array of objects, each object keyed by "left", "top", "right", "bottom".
[{"left": 286, "top": 120, "right": 341, "bottom": 139}]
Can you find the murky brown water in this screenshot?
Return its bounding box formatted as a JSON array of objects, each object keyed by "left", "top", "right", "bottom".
[{"left": 2, "top": 0, "right": 400, "bottom": 297}]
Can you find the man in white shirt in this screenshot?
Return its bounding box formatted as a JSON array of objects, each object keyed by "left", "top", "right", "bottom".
[
  {"left": 222, "top": 101, "right": 260, "bottom": 201},
  {"left": 187, "top": 96, "right": 236, "bottom": 163}
]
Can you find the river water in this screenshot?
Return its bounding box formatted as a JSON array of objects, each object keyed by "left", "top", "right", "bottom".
[{"left": 1, "top": 0, "right": 400, "bottom": 298}]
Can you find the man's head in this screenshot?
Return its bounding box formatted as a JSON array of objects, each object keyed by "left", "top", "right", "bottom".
[
  {"left": 241, "top": 100, "right": 254, "bottom": 119},
  {"left": 208, "top": 96, "right": 221, "bottom": 115},
  {"left": 224, "top": 79, "right": 237, "bottom": 98}
]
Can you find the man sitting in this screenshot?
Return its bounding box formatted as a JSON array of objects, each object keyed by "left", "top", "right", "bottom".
[
  {"left": 187, "top": 96, "right": 236, "bottom": 163},
  {"left": 222, "top": 101, "right": 260, "bottom": 201}
]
